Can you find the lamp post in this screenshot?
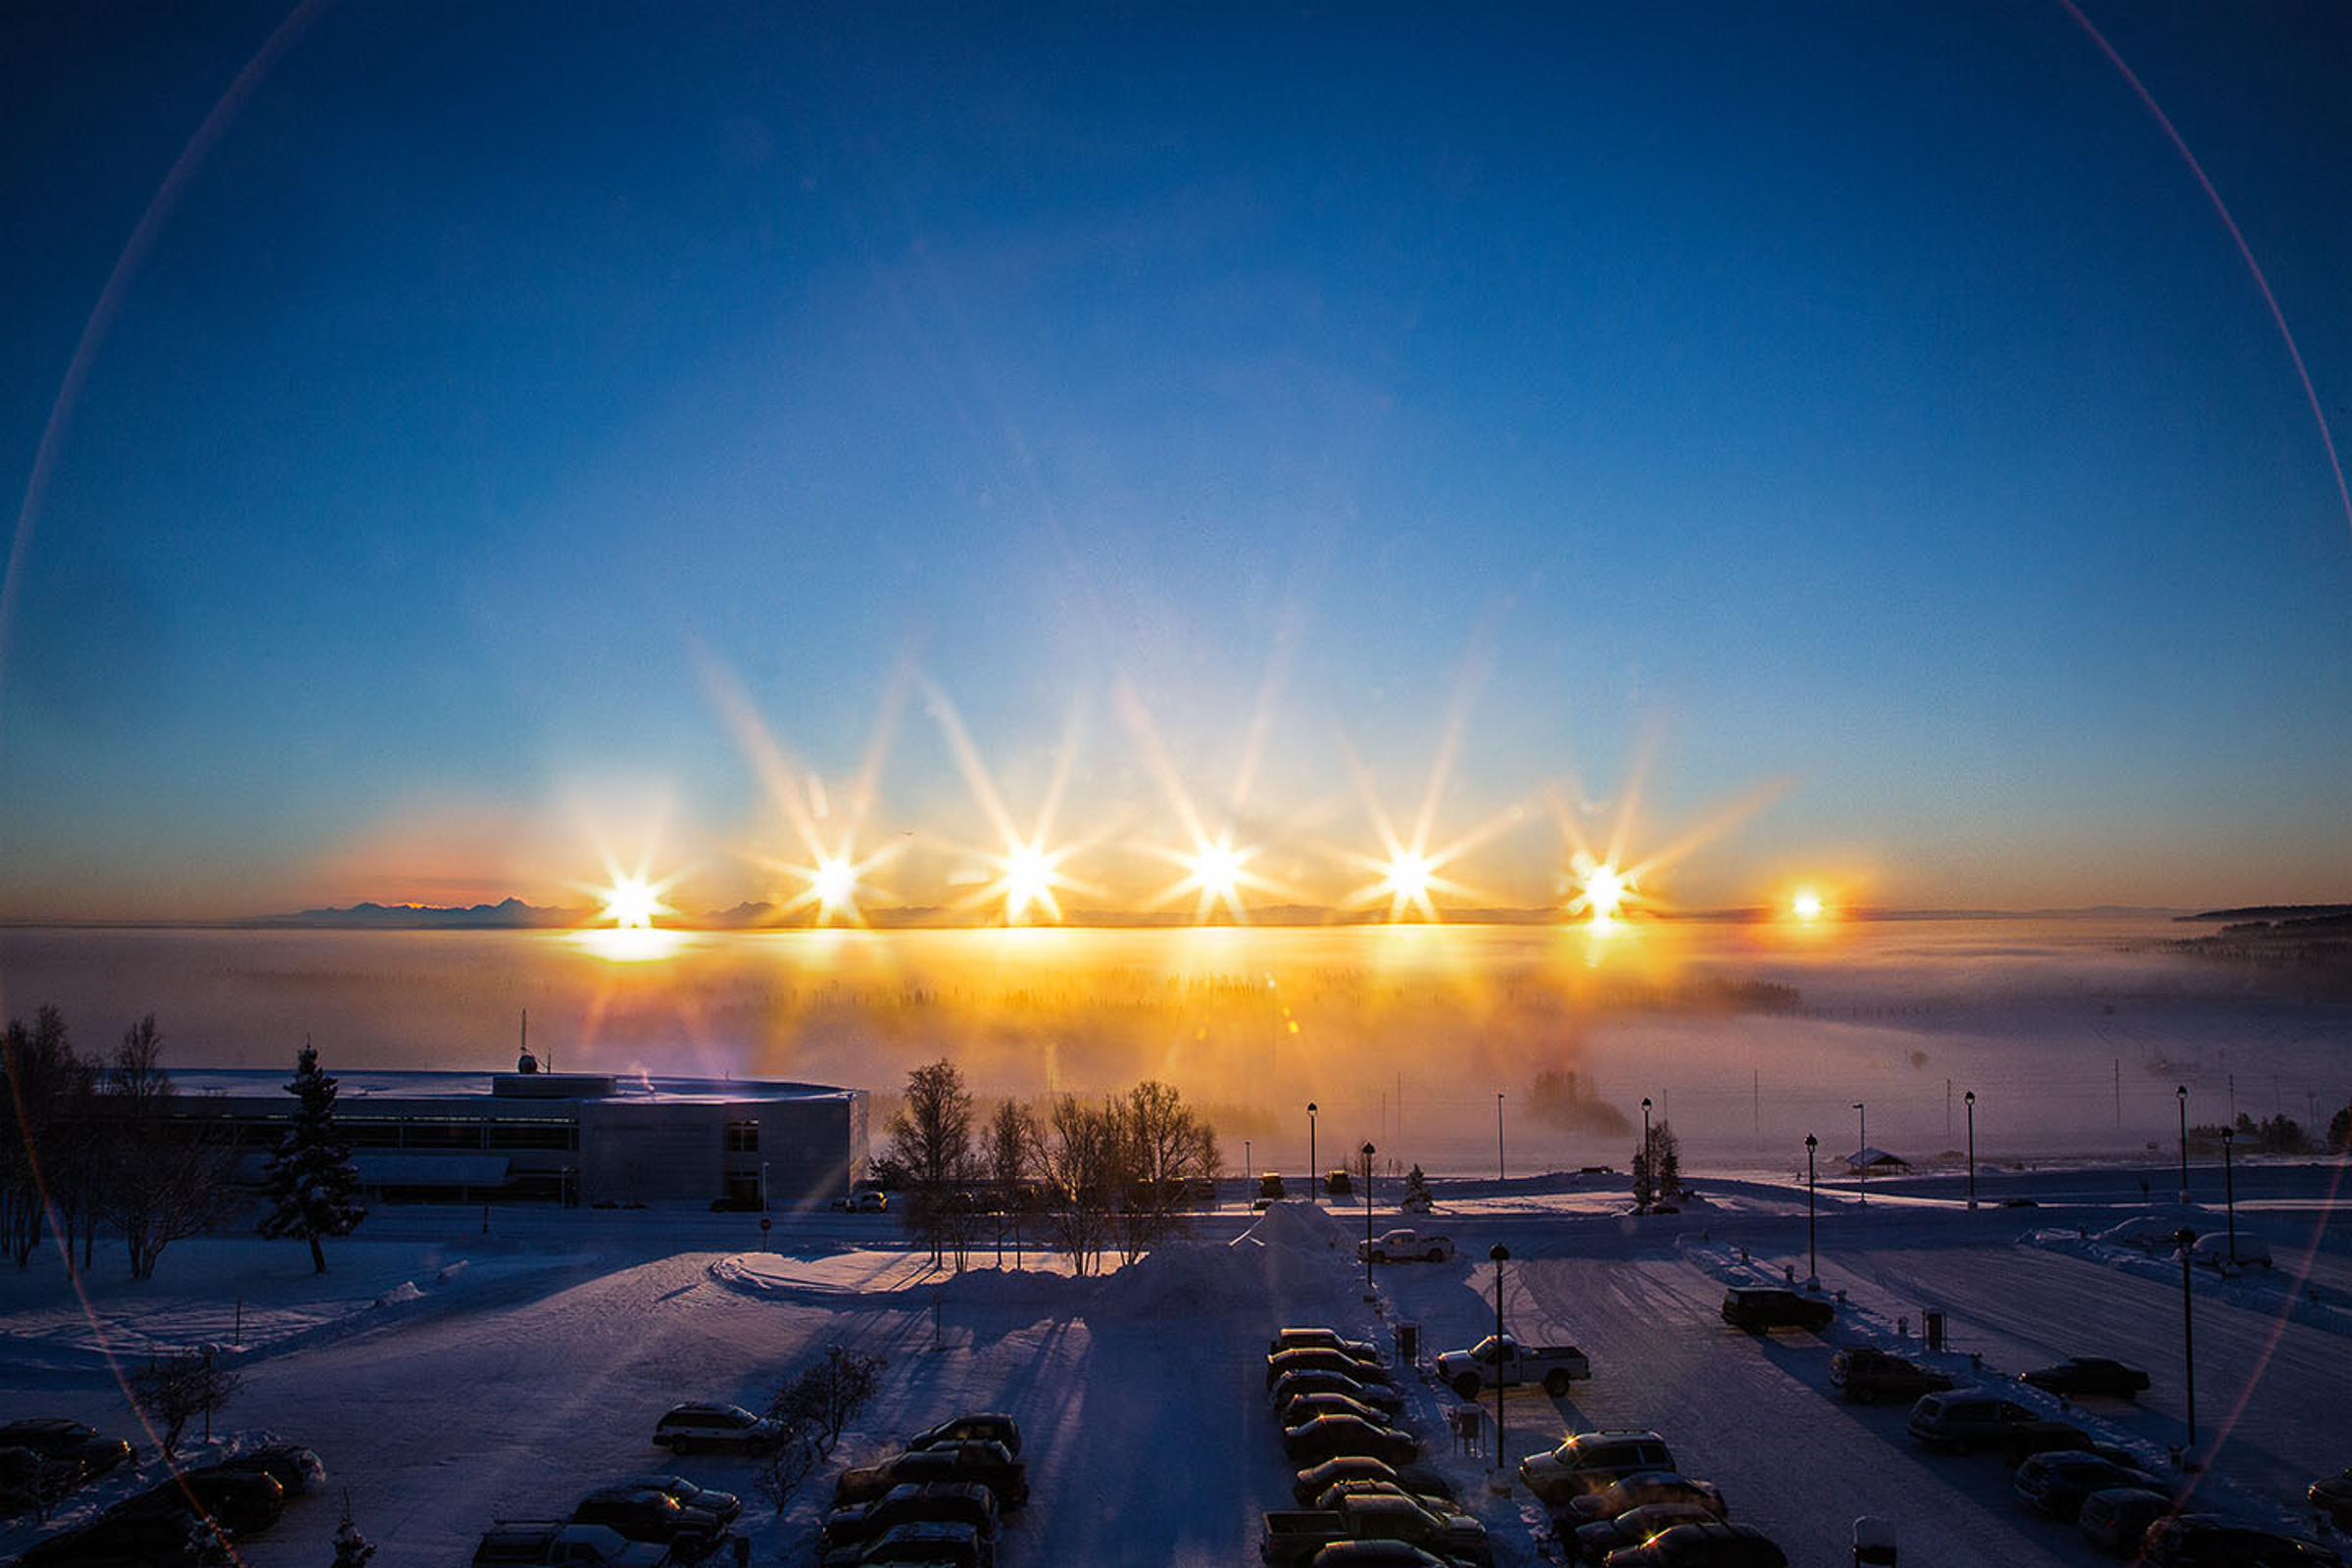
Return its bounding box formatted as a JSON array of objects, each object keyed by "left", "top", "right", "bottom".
[
  {"left": 1495, "top": 1092, "right": 1506, "bottom": 1186},
  {"left": 1641, "top": 1097, "right": 1653, "bottom": 1208},
  {"left": 1362, "top": 1143, "right": 1377, "bottom": 1295},
  {"left": 2221, "top": 1127, "right": 2236, "bottom": 1265},
  {"left": 1245, "top": 1139, "right": 1251, "bottom": 1200},
  {"left": 1307, "top": 1102, "right": 1318, "bottom": 1201},
  {"left": 1964, "top": 1091, "right": 1976, "bottom": 1210},
  {"left": 1490, "top": 1243, "right": 1509, "bottom": 1479},
  {"left": 2176, "top": 1085, "right": 2189, "bottom": 1203},
  {"left": 1804, "top": 1134, "right": 1819, "bottom": 1286},
  {"left": 2175, "top": 1226, "right": 2198, "bottom": 1457},
  {"left": 1853, "top": 1102, "right": 1867, "bottom": 1206}
]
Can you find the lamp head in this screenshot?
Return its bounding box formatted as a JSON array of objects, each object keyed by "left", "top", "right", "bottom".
[
  {"left": 1490, "top": 1243, "right": 1508, "bottom": 1261},
  {"left": 1965, "top": 1090, "right": 1975, "bottom": 1104},
  {"left": 1804, "top": 1133, "right": 1817, "bottom": 1150}
]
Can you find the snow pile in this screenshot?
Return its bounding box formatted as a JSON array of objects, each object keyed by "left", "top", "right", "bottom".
[
  {"left": 374, "top": 1280, "right": 424, "bottom": 1305},
  {"left": 1091, "top": 1239, "right": 1260, "bottom": 1317}
]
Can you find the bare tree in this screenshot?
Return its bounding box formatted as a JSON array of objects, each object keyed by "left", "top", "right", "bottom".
[
  {"left": 769, "top": 1344, "right": 887, "bottom": 1453},
  {"left": 126, "top": 1350, "right": 243, "bottom": 1455},
  {"left": 886, "top": 1060, "right": 974, "bottom": 1266},
  {"left": 749, "top": 1422, "right": 819, "bottom": 1518},
  {"left": 1, "top": 1006, "right": 92, "bottom": 1268},
  {"left": 986, "top": 1101, "right": 1038, "bottom": 1266},
  {"left": 99, "top": 1016, "right": 238, "bottom": 1281},
  {"left": 1117, "top": 1080, "right": 1220, "bottom": 1256},
  {"left": 1037, "top": 1095, "right": 1117, "bottom": 1277}
]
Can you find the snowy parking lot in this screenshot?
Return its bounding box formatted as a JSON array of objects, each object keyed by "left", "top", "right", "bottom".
[{"left": 1, "top": 1168, "right": 2344, "bottom": 1567}]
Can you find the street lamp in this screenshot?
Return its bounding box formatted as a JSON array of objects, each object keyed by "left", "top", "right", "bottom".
[
  {"left": 1489, "top": 1244, "right": 1509, "bottom": 1479},
  {"left": 1308, "top": 1102, "right": 1318, "bottom": 1201},
  {"left": 2175, "top": 1226, "right": 2198, "bottom": 1456},
  {"left": 1641, "top": 1097, "right": 1652, "bottom": 1208},
  {"left": 1245, "top": 1138, "right": 1252, "bottom": 1203},
  {"left": 1803, "top": 1134, "right": 1819, "bottom": 1286},
  {"left": 1495, "top": 1092, "right": 1506, "bottom": 1186},
  {"left": 2176, "top": 1085, "right": 2189, "bottom": 1203},
  {"left": 1853, "top": 1102, "right": 1867, "bottom": 1206},
  {"left": 1964, "top": 1091, "right": 1976, "bottom": 1210},
  {"left": 1362, "top": 1143, "right": 1377, "bottom": 1294},
  {"left": 2221, "top": 1127, "right": 2236, "bottom": 1265}
]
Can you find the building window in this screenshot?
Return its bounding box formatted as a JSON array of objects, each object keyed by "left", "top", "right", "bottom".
[{"left": 724, "top": 1121, "right": 760, "bottom": 1152}]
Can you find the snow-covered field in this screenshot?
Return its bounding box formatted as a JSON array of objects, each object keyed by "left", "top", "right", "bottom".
[{"left": 3, "top": 1166, "right": 2345, "bottom": 1568}]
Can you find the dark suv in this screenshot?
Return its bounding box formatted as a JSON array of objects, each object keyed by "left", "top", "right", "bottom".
[
  {"left": 1518, "top": 1431, "right": 1677, "bottom": 1505},
  {"left": 1829, "top": 1348, "right": 1952, "bottom": 1403},
  {"left": 572, "top": 1485, "right": 726, "bottom": 1556},
  {"left": 1718, "top": 1288, "right": 1832, "bottom": 1333}
]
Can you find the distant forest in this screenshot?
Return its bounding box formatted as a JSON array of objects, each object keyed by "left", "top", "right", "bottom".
[{"left": 2171, "top": 906, "right": 2352, "bottom": 984}]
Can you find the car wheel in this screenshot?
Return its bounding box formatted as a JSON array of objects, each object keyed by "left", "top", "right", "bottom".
[
  {"left": 1853, "top": 1386, "right": 1875, "bottom": 1405},
  {"left": 671, "top": 1436, "right": 691, "bottom": 1455},
  {"left": 1453, "top": 1374, "right": 1483, "bottom": 1399},
  {"left": 1426, "top": 1249, "right": 1444, "bottom": 1263},
  {"left": 1544, "top": 1371, "right": 1571, "bottom": 1396}
]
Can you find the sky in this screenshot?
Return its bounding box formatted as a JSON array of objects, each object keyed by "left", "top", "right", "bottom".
[{"left": 2, "top": 1, "right": 2348, "bottom": 921}]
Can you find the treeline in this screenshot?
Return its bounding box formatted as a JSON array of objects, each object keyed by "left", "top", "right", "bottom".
[
  {"left": 877, "top": 1060, "right": 1220, "bottom": 1278},
  {"left": 0, "top": 1007, "right": 237, "bottom": 1279}
]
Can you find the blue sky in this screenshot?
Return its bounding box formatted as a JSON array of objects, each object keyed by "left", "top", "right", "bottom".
[{"left": 3, "top": 2, "right": 2347, "bottom": 918}]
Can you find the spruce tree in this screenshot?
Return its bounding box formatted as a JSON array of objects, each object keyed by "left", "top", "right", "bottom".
[{"left": 258, "top": 1044, "right": 365, "bottom": 1273}]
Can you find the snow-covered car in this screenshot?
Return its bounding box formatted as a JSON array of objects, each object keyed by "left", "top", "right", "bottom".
[
  {"left": 1270, "top": 1328, "right": 1382, "bottom": 1362},
  {"left": 1518, "top": 1432, "right": 1677, "bottom": 1505},
  {"left": 822, "top": 1481, "right": 1000, "bottom": 1562},
  {"left": 2022, "top": 1357, "right": 2150, "bottom": 1398},
  {"left": 1905, "top": 1392, "right": 2034, "bottom": 1453},
  {"left": 2077, "top": 1487, "right": 2171, "bottom": 1554},
  {"left": 907, "top": 1413, "right": 1023, "bottom": 1457},
  {"left": 2139, "top": 1513, "right": 2342, "bottom": 1566},
  {"left": 847, "top": 1518, "right": 992, "bottom": 1568},
  {"left": 219, "top": 1443, "right": 326, "bottom": 1496},
  {"left": 621, "top": 1475, "right": 741, "bottom": 1530},
  {"left": 1282, "top": 1414, "right": 1420, "bottom": 1468},
  {"left": 2187, "top": 1230, "right": 2271, "bottom": 1268},
  {"left": 2312, "top": 1469, "right": 2352, "bottom": 1531},
  {"left": 1290, "top": 1458, "right": 1455, "bottom": 1510},
  {"left": 471, "top": 1520, "right": 668, "bottom": 1566},
  {"left": 1280, "top": 1392, "right": 1404, "bottom": 1431},
  {"left": 833, "top": 1441, "right": 1028, "bottom": 1512},
  {"left": 1358, "top": 1230, "right": 1455, "bottom": 1264},
  {"left": 1561, "top": 1472, "right": 1727, "bottom": 1526},
  {"left": 1272, "top": 1369, "right": 1405, "bottom": 1418},
  {"left": 1268, "top": 1348, "right": 1394, "bottom": 1391},
  {"left": 652, "top": 1402, "right": 784, "bottom": 1455},
  {"left": 1598, "top": 1520, "right": 1786, "bottom": 1567},
  {"left": 1437, "top": 1334, "right": 1591, "bottom": 1397},
  {"left": 2012, "top": 1450, "right": 2167, "bottom": 1522},
  {"left": 1574, "top": 1501, "right": 1724, "bottom": 1563},
  {"left": 0, "top": 1419, "right": 133, "bottom": 1480}
]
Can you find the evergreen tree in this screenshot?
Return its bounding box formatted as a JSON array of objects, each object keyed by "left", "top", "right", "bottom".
[
  {"left": 330, "top": 1497, "right": 377, "bottom": 1566},
  {"left": 258, "top": 1044, "right": 365, "bottom": 1273}
]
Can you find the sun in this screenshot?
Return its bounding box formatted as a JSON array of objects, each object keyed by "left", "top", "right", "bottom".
[
  {"left": 1791, "top": 887, "right": 1825, "bottom": 922},
  {"left": 600, "top": 874, "right": 667, "bottom": 930},
  {"left": 1565, "top": 855, "right": 1634, "bottom": 925},
  {"left": 1191, "top": 838, "right": 1245, "bottom": 903},
  {"left": 812, "top": 856, "right": 858, "bottom": 913},
  {"left": 1002, "top": 841, "right": 1063, "bottom": 923}
]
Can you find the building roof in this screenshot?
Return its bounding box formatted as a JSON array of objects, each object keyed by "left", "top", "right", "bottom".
[{"left": 172, "top": 1067, "right": 860, "bottom": 1107}]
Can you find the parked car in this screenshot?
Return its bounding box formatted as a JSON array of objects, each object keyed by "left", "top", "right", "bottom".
[
  {"left": 1261, "top": 1493, "right": 1490, "bottom": 1568},
  {"left": 1575, "top": 1502, "right": 1726, "bottom": 1563},
  {"left": 653, "top": 1403, "right": 784, "bottom": 1455},
  {"left": 2311, "top": 1469, "right": 2352, "bottom": 1531},
  {"left": 1282, "top": 1414, "right": 1420, "bottom": 1468},
  {"left": 1828, "top": 1348, "right": 1953, "bottom": 1404},
  {"left": 1560, "top": 1472, "right": 1727, "bottom": 1526},
  {"left": 1519, "top": 1432, "right": 1678, "bottom": 1506},
  {"left": 1282, "top": 1392, "right": 1404, "bottom": 1431},
  {"left": 2140, "top": 1513, "right": 2342, "bottom": 1566},
  {"left": 1906, "top": 1391, "right": 2035, "bottom": 1452},
  {"left": 0, "top": 1420, "right": 133, "bottom": 1479},
  {"left": 823, "top": 1482, "right": 1000, "bottom": 1562},
  {"left": 856, "top": 1519, "right": 990, "bottom": 1568},
  {"left": 2003, "top": 1419, "right": 2093, "bottom": 1469},
  {"left": 1270, "top": 1328, "right": 1383, "bottom": 1362},
  {"left": 14, "top": 1506, "right": 222, "bottom": 1568},
  {"left": 1309, "top": 1479, "right": 1458, "bottom": 1515},
  {"left": 907, "top": 1414, "right": 1023, "bottom": 1458},
  {"left": 2077, "top": 1487, "right": 2173, "bottom": 1554},
  {"left": 1273, "top": 1369, "right": 1405, "bottom": 1417},
  {"left": 1717, "top": 1288, "right": 1831, "bottom": 1333},
  {"left": 1598, "top": 1520, "right": 1787, "bottom": 1567},
  {"left": 1437, "top": 1334, "right": 1590, "bottom": 1397},
  {"left": 833, "top": 1441, "right": 1027, "bottom": 1512},
  {"left": 2022, "top": 1357, "right": 2151, "bottom": 1398},
  {"left": 620, "top": 1476, "right": 741, "bottom": 1531},
  {"left": 2187, "top": 1231, "right": 2271, "bottom": 1268},
  {"left": 212, "top": 1443, "right": 325, "bottom": 1498},
  {"left": 472, "top": 1520, "right": 675, "bottom": 1565},
  {"left": 855, "top": 1192, "right": 890, "bottom": 1213},
  {"left": 572, "top": 1485, "right": 726, "bottom": 1557},
  {"left": 1358, "top": 1230, "right": 1456, "bottom": 1264},
  {"left": 1304, "top": 1544, "right": 1447, "bottom": 1568},
  {"left": 120, "top": 1467, "right": 288, "bottom": 1537},
  {"left": 2012, "top": 1450, "right": 2168, "bottom": 1522},
  {"left": 1269, "top": 1349, "right": 1395, "bottom": 1391},
  {"left": 1291, "top": 1457, "right": 1455, "bottom": 1510}
]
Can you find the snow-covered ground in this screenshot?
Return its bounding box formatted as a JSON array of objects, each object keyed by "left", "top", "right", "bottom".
[{"left": 2, "top": 1166, "right": 2346, "bottom": 1568}]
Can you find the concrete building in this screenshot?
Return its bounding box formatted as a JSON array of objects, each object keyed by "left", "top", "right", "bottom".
[{"left": 189, "top": 1066, "right": 868, "bottom": 1208}]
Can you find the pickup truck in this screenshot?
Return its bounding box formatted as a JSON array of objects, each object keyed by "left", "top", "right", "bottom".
[
  {"left": 1436, "top": 1334, "right": 1591, "bottom": 1397},
  {"left": 471, "top": 1521, "right": 669, "bottom": 1567},
  {"left": 1828, "top": 1348, "right": 1955, "bottom": 1404},
  {"left": 1261, "top": 1491, "right": 1493, "bottom": 1568}
]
